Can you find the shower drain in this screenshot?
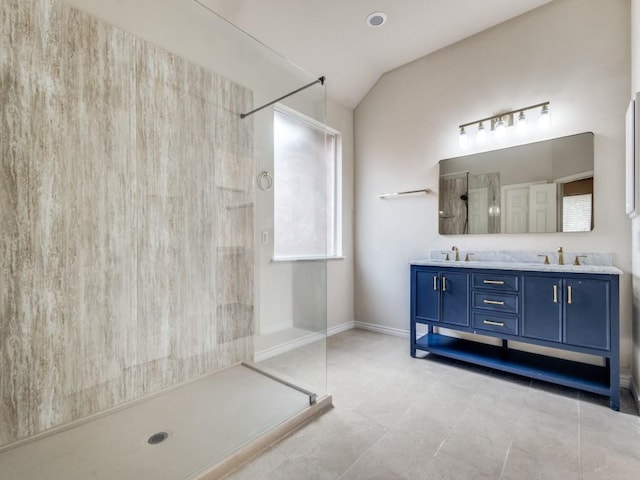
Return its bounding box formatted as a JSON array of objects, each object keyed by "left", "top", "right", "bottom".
[{"left": 147, "top": 431, "right": 169, "bottom": 445}]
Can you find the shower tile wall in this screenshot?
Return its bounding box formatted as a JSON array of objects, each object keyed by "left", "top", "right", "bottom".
[{"left": 0, "top": 0, "right": 253, "bottom": 447}]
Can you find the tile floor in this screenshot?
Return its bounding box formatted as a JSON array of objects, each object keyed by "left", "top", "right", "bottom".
[{"left": 223, "top": 329, "right": 640, "bottom": 480}]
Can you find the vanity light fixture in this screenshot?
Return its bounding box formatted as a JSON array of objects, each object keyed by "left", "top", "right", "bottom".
[
  {"left": 539, "top": 103, "right": 551, "bottom": 128},
  {"left": 516, "top": 111, "right": 527, "bottom": 134},
  {"left": 476, "top": 121, "right": 487, "bottom": 144},
  {"left": 458, "top": 126, "right": 468, "bottom": 148},
  {"left": 458, "top": 101, "right": 550, "bottom": 147},
  {"left": 493, "top": 116, "right": 506, "bottom": 139}
]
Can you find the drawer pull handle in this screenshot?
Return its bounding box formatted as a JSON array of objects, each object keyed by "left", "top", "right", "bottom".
[
  {"left": 483, "top": 320, "right": 505, "bottom": 327},
  {"left": 483, "top": 299, "right": 505, "bottom": 306},
  {"left": 483, "top": 280, "right": 505, "bottom": 285},
  {"left": 433, "top": 276, "right": 438, "bottom": 291},
  {"left": 567, "top": 285, "right": 572, "bottom": 305},
  {"left": 553, "top": 285, "right": 558, "bottom": 303},
  {"left": 443, "top": 277, "right": 447, "bottom": 292}
]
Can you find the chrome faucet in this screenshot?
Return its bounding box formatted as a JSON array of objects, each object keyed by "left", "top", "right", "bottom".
[
  {"left": 452, "top": 246, "right": 460, "bottom": 261},
  {"left": 558, "top": 247, "right": 564, "bottom": 265}
]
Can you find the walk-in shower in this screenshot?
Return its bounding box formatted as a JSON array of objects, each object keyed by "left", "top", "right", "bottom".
[{"left": 0, "top": 0, "right": 330, "bottom": 478}]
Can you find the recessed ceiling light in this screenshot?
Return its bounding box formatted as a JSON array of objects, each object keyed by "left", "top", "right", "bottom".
[{"left": 366, "top": 12, "right": 387, "bottom": 28}]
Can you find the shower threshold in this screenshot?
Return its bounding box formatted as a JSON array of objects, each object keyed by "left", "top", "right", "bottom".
[{"left": 0, "top": 365, "right": 331, "bottom": 480}]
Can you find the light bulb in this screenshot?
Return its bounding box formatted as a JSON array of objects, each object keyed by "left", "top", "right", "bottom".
[
  {"left": 539, "top": 104, "right": 551, "bottom": 128},
  {"left": 476, "top": 122, "right": 487, "bottom": 144},
  {"left": 494, "top": 117, "right": 506, "bottom": 139},
  {"left": 459, "top": 127, "right": 468, "bottom": 148},
  {"left": 516, "top": 111, "right": 527, "bottom": 134}
]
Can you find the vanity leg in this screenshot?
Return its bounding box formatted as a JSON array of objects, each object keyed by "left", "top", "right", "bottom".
[
  {"left": 608, "top": 357, "right": 620, "bottom": 411},
  {"left": 410, "top": 320, "right": 417, "bottom": 358}
]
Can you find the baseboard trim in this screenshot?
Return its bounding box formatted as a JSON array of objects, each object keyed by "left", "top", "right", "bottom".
[
  {"left": 327, "top": 321, "right": 355, "bottom": 337},
  {"left": 620, "top": 374, "right": 632, "bottom": 390},
  {"left": 354, "top": 321, "right": 409, "bottom": 338},
  {"left": 254, "top": 322, "right": 355, "bottom": 362},
  {"left": 254, "top": 331, "right": 325, "bottom": 362}
]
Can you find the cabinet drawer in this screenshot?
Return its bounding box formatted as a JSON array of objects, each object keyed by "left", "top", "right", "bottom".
[
  {"left": 472, "top": 273, "right": 519, "bottom": 292},
  {"left": 472, "top": 312, "right": 519, "bottom": 336},
  {"left": 472, "top": 291, "right": 519, "bottom": 314}
]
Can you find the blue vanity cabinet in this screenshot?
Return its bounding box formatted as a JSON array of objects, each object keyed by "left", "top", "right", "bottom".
[
  {"left": 563, "top": 278, "right": 611, "bottom": 350},
  {"left": 413, "top": 268, "right": 440, "bottom": 323},
  {"left": 412, "top": 266, "right": 469, "bottom": 326},
  {"left": 522, "top": 275, "right": 611, "bottom": 350},
  {"left": 521, "top": 276, "right": 562, "bottom": 342},
  {"left": 411, "top": 264, "right": 620, "bottom": 410}
]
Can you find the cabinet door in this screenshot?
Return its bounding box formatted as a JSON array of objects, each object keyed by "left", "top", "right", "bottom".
[
  {"left": 413, "top": 268, "right": 440, "bottom": 323},
  {"left": 522, "top": 276, "right": 562, "bottom": 342},
  {"left": 564, "top": 279, "right": 610, "bottom": 350},
  {"left": 441, "top": 272, "right": 469, "bottom": 326}
]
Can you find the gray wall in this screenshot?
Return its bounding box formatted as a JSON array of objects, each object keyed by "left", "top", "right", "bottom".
[
  {"left": 0, "top": 0, "right": 253, "bottom": 446},
  {"left": 355, "top": 0, "right": 632, "bottom": 371}
]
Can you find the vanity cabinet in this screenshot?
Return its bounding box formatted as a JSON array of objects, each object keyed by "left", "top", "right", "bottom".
[
  {"left": 410, "top": 264, "right": 620, "bottom": 410},
  {"left": 522, "top": 275, "right": 610, "bottom": 350},
  {"left": 413, "top": 268, "right": 469, "bottom": 326}
]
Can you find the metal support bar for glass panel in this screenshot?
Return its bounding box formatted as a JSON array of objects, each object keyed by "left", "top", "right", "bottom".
[{"left": 240, "top": 76, "right": 325, "bottom": 119}]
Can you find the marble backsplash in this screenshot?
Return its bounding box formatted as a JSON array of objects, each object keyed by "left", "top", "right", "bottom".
[
  {"left": 428, "top": 249, "right": 614, "bottom": 266},
  {"left": 0, "top": 0, "right": 253, "bottom": 447}
]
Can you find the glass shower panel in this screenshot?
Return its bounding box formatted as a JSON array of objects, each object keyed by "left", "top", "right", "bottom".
[
  {"left": 0, "top": 0, "right": 327, "bottom": 475},
  {"left": 250, "top": 87, "right": 328, "bottom": 399}
]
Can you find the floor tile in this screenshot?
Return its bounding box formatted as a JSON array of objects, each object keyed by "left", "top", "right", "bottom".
[
  {"left": 500, "top": 446, "right": 579, "bottom": 480},
  {"left": 339, "top": 452, "right": 410, "bottom": 480},
  {"left": 284, "top": 409, "right": 386, "bottom": 480},
  {"left": 420, "top": 451, "right": 498, "bottom": 480},
  {"left": 224, "top": 330, "right": 640, "bottom": 480}
]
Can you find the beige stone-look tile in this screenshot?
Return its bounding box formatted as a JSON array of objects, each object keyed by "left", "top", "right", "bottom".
[
  {"left": 365, "top": 415, "right": 450, "bottom": 480},
  {"left": 409, "top": 379, "right": 475, "bottom": 422},
  {"left": 283, "top": 410, "right": 386, "bottom": 480},
  {"left": 437, "top": 361, "right": 493, "bottom": 394},
  {"left": 524, "top": 381, "right": 580, "bottom": 422},
  {"left": 350, "top": 377, "right": 427, "bottom": 429},
  {"left": 420, "top": 451, "right": 498, "bottom": 480},
  {"left": 500, "top": 446, "right": 579, "bottom": 480},
  {"left": 437, "top": 430, "right": 512, "bottom": 477},
  {"left": 511, "top": 410, "right": 580, "bottom": 472},
  {"left": 265, "top": 459, "right": 320, "bottom": 480},
  {"left": 222, "top": 447, "right": 288, "bottom": 480},
  {"left": 466, "top": 390, "right": 524, "bottom": 425},
  {"left": 339, "top": 452, "right": 411, "bottom": 480},
  {"left": 580, "top": 438, "right": 640, "bottom": 479}
]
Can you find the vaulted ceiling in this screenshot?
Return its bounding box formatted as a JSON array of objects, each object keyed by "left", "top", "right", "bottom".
[{"left": 200, "top": 0, "right": 553, "bottom": 108}]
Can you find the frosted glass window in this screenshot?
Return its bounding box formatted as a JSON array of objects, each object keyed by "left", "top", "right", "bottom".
[
  {"left": 273, "top": 107, "right": 340, "bottom": 259},
  {"left": 563, "top": 194, "right": 592, "bottom": 232}
]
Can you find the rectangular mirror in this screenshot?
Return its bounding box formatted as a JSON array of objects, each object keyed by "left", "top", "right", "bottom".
[{"left": 438, "top": 132, "right": 594, "bottom": 235}]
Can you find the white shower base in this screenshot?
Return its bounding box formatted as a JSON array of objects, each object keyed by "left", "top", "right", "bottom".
[{"left": 0, "top": 365, "right": 325, "bottom": 480}]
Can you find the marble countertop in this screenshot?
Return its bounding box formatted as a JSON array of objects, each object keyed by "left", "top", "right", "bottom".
[{"left": 410, "top": 259, "right": 623, "bottom": 275}]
